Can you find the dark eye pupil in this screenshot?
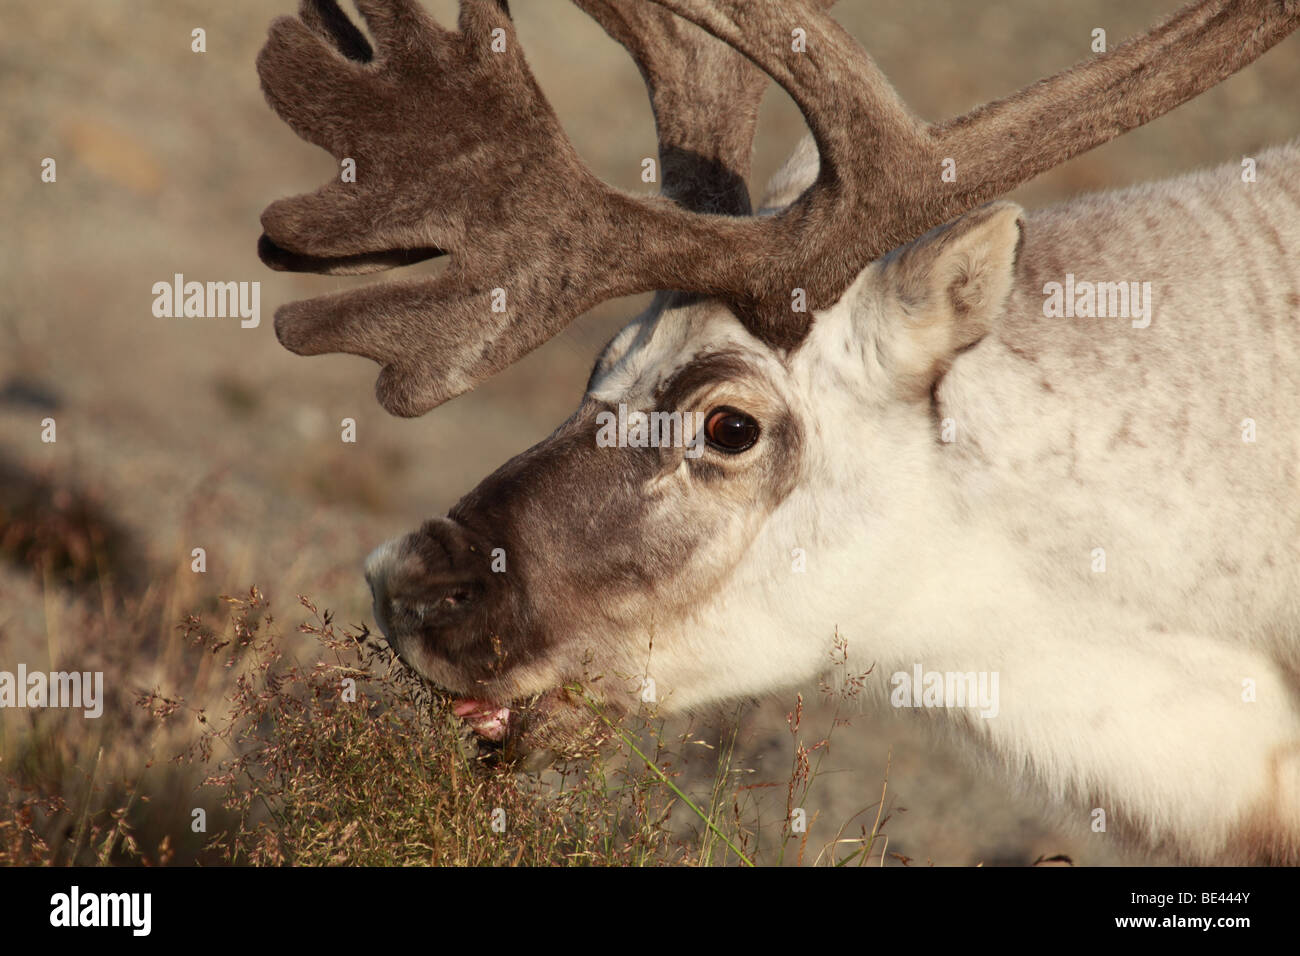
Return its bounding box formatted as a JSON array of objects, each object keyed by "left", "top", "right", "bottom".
[
  {"left": 705, "top": 407, "right": 759, "bottom": 452},
  {"left": 717, "top": 417, "right": 748, "bottom": 442}
]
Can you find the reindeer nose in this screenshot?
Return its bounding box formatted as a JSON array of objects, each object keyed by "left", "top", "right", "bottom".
[
  {"left": 364, "top": 518, "right": 492, "bottom": 647},
  {"left": 364, "top": 542, "right": 402, "bottom": 645},
  {"left": 363, "top": 540, "right": 400, "bottom": 633}
]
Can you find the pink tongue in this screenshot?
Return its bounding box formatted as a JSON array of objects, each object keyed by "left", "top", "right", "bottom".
[{"left": 453, "top": 699, "right": 510, "bottom": 741}]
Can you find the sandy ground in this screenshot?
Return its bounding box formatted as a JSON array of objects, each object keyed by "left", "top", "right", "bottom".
[{"left": 1, "top": 0, "right": 1297, "bottom": 865}]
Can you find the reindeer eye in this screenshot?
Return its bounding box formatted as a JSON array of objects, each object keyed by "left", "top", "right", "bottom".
[{"left": 704, "top": 406, "right": 760, "bottom": 453}]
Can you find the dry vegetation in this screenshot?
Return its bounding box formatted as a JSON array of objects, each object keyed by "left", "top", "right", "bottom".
[{"left": 1, "top": 535, "right": 893, "bottom": 867}]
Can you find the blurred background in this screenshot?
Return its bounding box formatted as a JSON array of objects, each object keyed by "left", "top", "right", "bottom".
[{"left": 0, "top": 0, "right": 1296, "bottom": 865}]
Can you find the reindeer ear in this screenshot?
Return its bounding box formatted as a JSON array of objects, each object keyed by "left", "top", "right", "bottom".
[{"left": 878, "top": 201, "right": 1023, "bottom": 396}]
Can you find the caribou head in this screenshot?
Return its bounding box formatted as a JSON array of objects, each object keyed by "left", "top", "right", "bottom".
[{"left": 255, "top": 0, "right": 1300, "bottom": 808}]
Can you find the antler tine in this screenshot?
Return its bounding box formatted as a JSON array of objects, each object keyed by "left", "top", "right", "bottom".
[
  {"left": 298, "top": 0, "right": 374, "bottom": 63},
  {"left": 934, "top": 0, "right": 1300, "bottom": 219},
  {"left": 645, "top": 0, "right": 929, "bottom": 185},
  {"left": 257, "top": 0, "right": 454, "bottom": 276},
  {"left": 573, "top": 0, "right": 770, "bottom": 215}
]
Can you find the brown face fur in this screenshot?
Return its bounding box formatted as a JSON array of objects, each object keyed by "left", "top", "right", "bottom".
[{"left": 366, "top": 301, "right": 806, "bottom": 755}]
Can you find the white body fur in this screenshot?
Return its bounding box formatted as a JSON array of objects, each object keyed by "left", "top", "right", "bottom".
[{"left": 588, "top": 140, "right": 1300, "bottom": 863}]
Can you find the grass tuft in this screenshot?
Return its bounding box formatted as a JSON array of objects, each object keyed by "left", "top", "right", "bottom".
[{"left": 3, "top": 583, "right": 890, "bottom": 866}]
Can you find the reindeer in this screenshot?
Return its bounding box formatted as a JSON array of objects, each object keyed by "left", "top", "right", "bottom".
[{"left": 255, "top": 0, "right": 1300, "bottom": 863}]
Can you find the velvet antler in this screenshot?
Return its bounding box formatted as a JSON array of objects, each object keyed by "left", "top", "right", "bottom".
[{"left": 258, "top": 0, "right": 1299, "bottom": 415}]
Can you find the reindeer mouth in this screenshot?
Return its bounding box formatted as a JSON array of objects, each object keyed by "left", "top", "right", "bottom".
[
  {"left": 449, "top": 687, "right": 576, "bottom": 742},
  {"left": 452, "top": 698, "right": 512, "bottom": 741},
  {"left": 446, "top": 686, "right": 610, "bottom": 763}
]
